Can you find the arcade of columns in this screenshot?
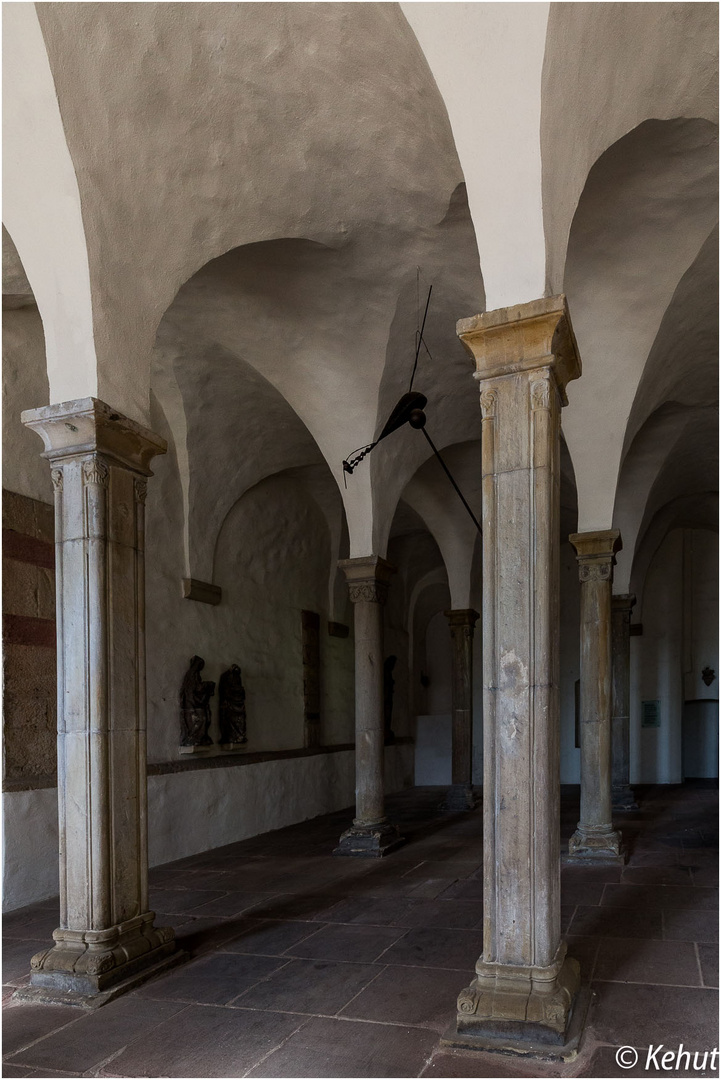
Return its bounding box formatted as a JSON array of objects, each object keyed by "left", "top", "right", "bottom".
[{"left": 16, "top": 294, "right": 634, "bottom": 1055}]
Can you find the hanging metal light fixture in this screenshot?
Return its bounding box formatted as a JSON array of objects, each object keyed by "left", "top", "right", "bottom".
[{"left": 342, "top": 280, "right": 481, "bottom": 535}]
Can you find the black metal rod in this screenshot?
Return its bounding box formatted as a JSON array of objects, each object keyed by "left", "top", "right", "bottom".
[
  {"left": 421, "top": 427, "right": 482, "bottom": 535},
  {"left": 409, "top": 284, "right": 433, "bottom": 393}
]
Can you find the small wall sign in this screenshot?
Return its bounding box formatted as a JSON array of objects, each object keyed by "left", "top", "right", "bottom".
[{"left": 641, "top": 699, "right": 661, "bottom": 728}]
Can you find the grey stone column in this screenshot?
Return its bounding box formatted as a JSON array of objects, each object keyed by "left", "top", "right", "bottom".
[
  {"left": 449, "top": 297, "right": 582, "bottom": 1051},
  {"left": 19, "top": 398, "right": 183, "bottom": 1007},
  {"left": 612, "top": 594, "right": 638, "bottom": 811},
  {"left": 442, "top": 608, "right": 480, "bottom": 812},
  {"left": 568, "top": 530, "right": 623, "bottom": 860},
  {"left": 334, "top": 556, "right": 404, "bottom": 857}
]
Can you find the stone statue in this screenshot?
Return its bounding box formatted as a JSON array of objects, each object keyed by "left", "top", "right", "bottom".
[
  {"left": 219, "top": 664, "right": 247, "bottom": 747},
  {"left": 179, "top": 655, "right": 215, "bottom": 747},
  {"left": 384, "top": 655, "right": 397, "bottom": 744}
]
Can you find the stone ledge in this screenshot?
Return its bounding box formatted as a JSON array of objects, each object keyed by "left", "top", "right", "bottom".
[{"left": 3, "top": 737, "right": 414, "bottom": 789}]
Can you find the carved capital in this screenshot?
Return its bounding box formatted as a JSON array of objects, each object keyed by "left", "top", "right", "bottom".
[
  {"left": 347, "top": 579, "right": 389, "bottom": 605},
  {"left": 338, "top": 555, "right": 395, "bottom": 606},
  {"left": 82, "top": 456, "right": 109, "bottom": 488},
  {"left": 444, "top": 609, "right": 480, "bottom": 638},
  {"left": 459, "top": 294, "right": 581, "bottom": 405},
  {"left": 21, "top": 397, "right": 167, "bottom": 474},
  {"left": 530, "top": 375, "right": 551, "bottom": 411},
  {"left": 578, "top": 560, "right": 613, "bottom": 583},
  {"left": 50, "top": 468, "right": 64, "bottom": 492},
  {"left": 480, "top": 388, "right": 497, "bottom": 419},
  {"left": 570, "top": 529, "right": 622, "bottom": 584},
  {"left": 134, "top": 478, "right": 148, "bottom": 504}
]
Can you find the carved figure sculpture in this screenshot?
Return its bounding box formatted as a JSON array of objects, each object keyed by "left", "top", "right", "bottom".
[
  {"left": 179, "top": 655, "right": 215, "bottom": 746},
  {"left": 219, "top": 664, "right": 247, "bottom": 745},
  {"left": 384, "top": 655, "right": 397, "bottom": 744}
]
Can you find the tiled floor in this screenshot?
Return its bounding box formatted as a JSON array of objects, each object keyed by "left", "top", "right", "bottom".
[{"left": 2, "top": 783, "right": 718, "bottom": 1078}]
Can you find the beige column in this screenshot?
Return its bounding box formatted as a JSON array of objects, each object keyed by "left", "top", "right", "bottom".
[
  {"left": 334, "top": 556, "right": 404, "bottom": 857},
  {"left": 448, "top": 297, "right": 582, "bottom": 1051},
  {"left": 19, "top": 398, "right": 183, "bottom": 1007},
  {"left": 442, "top": 609, "right": 480, "bottom": 812},
  {"left": 612, "top": 594, "right": 638, "bottom": 811},
  {"left": 568, "top": 531, "right": 623, "bottom": 860}
]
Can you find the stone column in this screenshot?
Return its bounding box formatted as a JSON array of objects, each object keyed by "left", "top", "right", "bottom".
[
  {"left": 19, "top": 398, "right": 183, "bottom": 1007},
  {"left": 334, "top": 556, "right": 403, "bottom": 857},
  {"left": 442, "top": 609, "right": 480, "bottom": 812},
  {"left": 611, "top": 594, "right": 638, "bottom": 811},
  {"left": 449, "top": 297, "right": 582, "bottom": 1052},
  {"left": 568, "top": 531, "right": 623, "bottom": 860}
]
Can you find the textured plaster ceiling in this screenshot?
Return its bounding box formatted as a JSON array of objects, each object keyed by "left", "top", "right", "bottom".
[{"left": 4, "top": 2, "right": 717, "bottom": 575}]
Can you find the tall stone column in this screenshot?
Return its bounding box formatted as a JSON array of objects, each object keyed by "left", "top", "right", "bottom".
[
  {"left": 334, "top": 556, "right": 403, "bottom": 857},
  {"left": 19, "top": 398, "right": 183, "bottom": 1007},
  {"left": 568, "top": 531, "right": 623, "bottom": 860},
  {"left": 449, "top": 297, "right": 582, "bottom": 1052},
  {"left": 442, "top": 608, "right": 480, "bottom": 812},
  {"left": 611, "top": 594, "right": 638, "bottom": 811}
]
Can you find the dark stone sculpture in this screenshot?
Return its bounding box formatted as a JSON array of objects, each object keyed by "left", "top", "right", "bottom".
[
  {"left": 179, "top": 655, "right": 215, "bottom": 746},
  {"left": 384, "top": 655, "right": 397, "bottom": 744},
  {"left": 219, "top": 664, "right": 247, "bottom": 747}
]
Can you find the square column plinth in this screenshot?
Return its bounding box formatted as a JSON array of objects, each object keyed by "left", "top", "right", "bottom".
[
  {"left": 19, "top": 398, "right": 185, "bottom": 1007},
  {"left": 445, "top": 297, "right": 585, "bottom": 1055}
]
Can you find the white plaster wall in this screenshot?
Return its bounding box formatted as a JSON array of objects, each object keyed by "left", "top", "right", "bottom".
[
  {"left": 630, "top": 528, "right": 718, "bottom": 784},
  {"left": 415, "top": 715, "right": 452, "bottom": 786},
  {"left": 144, "top": 454, "right": 355, "bottom": 762},
  {"left": 147, "top": 754, "right": 361, "bottom": 867},
  {"left": 3, "top": 787, "right": 59, "bottom": 910},
  {"left": 2, "top": 744, "right": 414, "bottom": 910}
]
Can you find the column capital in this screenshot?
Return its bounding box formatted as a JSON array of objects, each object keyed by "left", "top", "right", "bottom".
[
  {"left": 457, "top": 294, "right": 581, "bottom": 405},
  {"left": 338, "top": 556, "right": 395, "bottom": 605},
  {"left": 444, "top": 608, "right": 480, "bottom": 630},
  {"left": 21, "top": 397, "right": 167, "bottom": 474},
  {"left": 569, "top": 529, "right": 622, "bottom": 581},
  {"left": 612, "top": 593, "right": 636, "bottom": 614}
]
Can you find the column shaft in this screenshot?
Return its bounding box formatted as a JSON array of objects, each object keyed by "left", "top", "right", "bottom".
[
  {"left": 19, "top": 398, "right": 183, "bottom": 1006},
  {"left": 353, "top": 592, "right": 386, "bottom": 826},
  {"left": 443, "top": 609, "right": 479, "bottom": 811},
  {"left": 448, "top": 297, "right": 583, "bottom": 1051},
  {"left": 334, "top": 556, "right": 403, "bottom": 857},
  {"left": 568, "top": 531, "right": 623, "bottom": 860},
  {"left": 611, "top": 594, "right": 637, "bottom": 810}
]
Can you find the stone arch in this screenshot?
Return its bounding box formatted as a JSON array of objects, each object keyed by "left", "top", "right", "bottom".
[
  {"left": 561, "top": 117, "right": 718, "bottom": 533},
  {"left": 33, "top": 1, "right": 465, "bottom": 429}
]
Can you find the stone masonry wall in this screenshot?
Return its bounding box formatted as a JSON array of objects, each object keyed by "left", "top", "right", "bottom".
[{"left": 2, "top": 488, "right": 57, "bottom": 786}]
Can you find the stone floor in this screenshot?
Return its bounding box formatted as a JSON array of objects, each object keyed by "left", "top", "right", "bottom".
[{"left": 2, "top": 782, "right": 718, "bottom": 1078}]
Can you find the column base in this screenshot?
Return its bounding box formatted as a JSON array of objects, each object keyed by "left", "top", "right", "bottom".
[
  {"left": 333, "top": 820, "right": 405, "bottom": 858},
  {"left": 442, "top": 984, "right": 591, "bottom": 1063},
  {"left": 612, "top": 785, "right": 638, "bottom": 811},
  {"left": 16, "top": 912, "right": 185, "bottom": 1008},
  {"left": 448, "top": 946, "right": 581, "bottom": 1055},
  {"left": 568, "top": 824, "right": 624, "bottom": 863},
  {"left": 440, "top": 784, "right": 477, "bottom": 812}
]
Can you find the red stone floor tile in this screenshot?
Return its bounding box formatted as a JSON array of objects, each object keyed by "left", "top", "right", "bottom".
[{"left": 246, "top": 1015, "right": 439, "bottom": 1078}]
